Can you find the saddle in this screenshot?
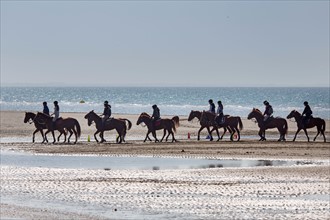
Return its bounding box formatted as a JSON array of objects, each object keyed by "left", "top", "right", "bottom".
[{"left": 154, "top": 119, "right": 161, "bottom": 127}]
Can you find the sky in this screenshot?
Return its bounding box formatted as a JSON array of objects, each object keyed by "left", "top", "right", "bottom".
[{"left": 1, "top": 1, "right": 329, "bottom": 87}]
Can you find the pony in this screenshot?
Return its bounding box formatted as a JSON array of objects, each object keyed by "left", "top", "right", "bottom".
[
  {"left": 34, "top": 112, "right": 81, "bottom": 144},
  {"left": 287, "top": 110, "right": 326, "bottom": 142},
  {"left": 24, "top": 112, "right": 48, "bottom": 143},
  {"left": 247, "top": 108, "right": 287, "bottom": 141},
  {"left": 84, "top": 110, "right": 132, "bottom": 143},
  {"left": 136, "top": 112, "right": 179, "bottom": 142}
]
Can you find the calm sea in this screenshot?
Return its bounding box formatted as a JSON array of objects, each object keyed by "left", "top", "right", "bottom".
[{"left": 1, "top": 87, "right": 329, "bottom": 119}]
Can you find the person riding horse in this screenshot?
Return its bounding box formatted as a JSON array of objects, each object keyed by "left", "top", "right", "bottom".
[
  {"left": 216, "top": 100, "right": 224, "bottom": 124},
  {"left": 208, "top": 99, "right": 216, "bottom": 114},
  {"left": 151, "top": 104, "right": 161, "bottom": 128},
  {"left": 50, "top": 101, "right": 60, "bottom": 129},
  {"left": 302, "top": 101, "right": 312, "bottom": 127},
  {"left": 43, "top": 101, "right": 50, "bottom": 116},
  {"left": 101, "top": 101, "right": 111, "bottom": 128},
  {"left": 263, "top": 100, "right": 273, "bottom": 124}
]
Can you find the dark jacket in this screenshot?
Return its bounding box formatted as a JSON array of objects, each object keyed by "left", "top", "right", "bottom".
[
  {"left": 43, "top": 106, "right": 50, "bottom": 115},
  {"left": 302, "top": 105, "right": 312, "bottom": 117},
  {"left": 103, "top": 105, "right": 111, "bottom": 117},
  {"left": 264, "top": 105, "right": 273, "bottom": 116},
  {"left": 152, "top": 107, "right": 160, "bottom": 120},
  {"left": 209, "top": 103, "right": 216, "bottom": 114}
]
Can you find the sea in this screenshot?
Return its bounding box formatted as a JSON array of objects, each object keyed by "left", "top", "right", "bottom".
[{"left": 1, "top": 87, "right": 329, "bottom": 119}]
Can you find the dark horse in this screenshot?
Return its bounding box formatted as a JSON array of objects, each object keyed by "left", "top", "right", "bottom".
[
  {"left": 287, "top": 110, "right": 326, "bottom": 142},
  {"left": 247, "top": 108, "right": 287, "bottom": 141},
  {"left": 84, "top": 110, "right": 132, "bottom": 143},
  {"left": 136, "top": 112, "right": 180, "bottom": 142},
  {"left": 188, "top": 110, "right": 243, "bottom": 141},
  {"left": 34, "top": 112, "right": 81, "bottom": 144},
  {"left": 24, "top": 112, "right": 48, "bottom": 143}
]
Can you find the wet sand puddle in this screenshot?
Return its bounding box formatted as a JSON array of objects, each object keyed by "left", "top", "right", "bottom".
[{"left": 0, "top": 150, "right": 316, "bottom": 170}]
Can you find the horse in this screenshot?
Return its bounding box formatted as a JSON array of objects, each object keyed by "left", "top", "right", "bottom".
[
  {"left": 188, "top": 110, "right": 225, "bottom": 141},
  {"left": 84, "top": 110, "right": 132, "bottom": 143},
  {"left": 247, "top": 108, "right": 287, "bottom": 141},
  {"left": 287, "top": 110, "right": 326, "bottom": 142},
  {"left": 24, "top": 112, "right": 48, "bottom": 143},
  {"left": 214, "top": 115, "right": 244, "bottom": 141},
  {"left": 34, "top": 112, "right": 81, "bottom": 144},
  {"left": 136, "top": 112, "right": 179, "bottom": 142}
]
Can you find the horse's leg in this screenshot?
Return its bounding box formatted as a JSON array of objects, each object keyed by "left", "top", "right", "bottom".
[
  {"left": 44, "top": 130, "right": 51, "bottom": 144},
  {"left": 171, "top": 130, "right": 176, "bottom": 142},
  {"left": 313, "top": 127, "right": 321, "bottom": 141},
  {"left": 160, "top": 129, "right": 166, "bottom": 142},
  {"left": 51, "top": 130, "right": 56, "bottom": 143},
  {"left": 144, "top": 131, "right": 150, "bottom": 142},
  {"left": 94, "top": 130, "right": 100, "bottom": 143},
  {"left": 303, "top": 129, "right": 310, "bottom": 142},
  {"left": 258, "top": 129, "right": 265, "bottom": 141},
  {"left": 152, "top": 130, "right": 159, "bottom": 142},
  {"left": 67, "top": 129, "right": 74, "bottom": 143},
  {"left": 220, "top": 127, "right": 226, "bottom": 140},
  {"left": 72, "top": 128, "right": 78, "bottom": 144},
  {"left": 206, "top": 126, "right": 213, "bottom": 141},
  {"left": 292, "top": 128, "right": 301, "bottom": 142},
  {"left": 230, "top": 127, "right": 236, "bottom": 141},
  {"left": 197, "top": 126, "right": 204, "bottom": 141},
  {"left": 236, "top": 127, "right": 241, "bottom": 141},
  {"left": 32, "top": 129, "right": 39, "bottom": 143},
  {"left": 214, "top": 127, "right": 220, "bottom": 141}
]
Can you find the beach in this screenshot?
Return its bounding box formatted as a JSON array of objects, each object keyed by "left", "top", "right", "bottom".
[{"left": 1, "top": 111, "right": 330, "bottom": 219}]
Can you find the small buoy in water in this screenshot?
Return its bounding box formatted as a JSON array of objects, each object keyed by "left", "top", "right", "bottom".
[
  {"left": 87, "top": 135, "right": 90, "bottom": 142},
  {"left": 79, "top": 100, "right": 85, "bottom": 104}
]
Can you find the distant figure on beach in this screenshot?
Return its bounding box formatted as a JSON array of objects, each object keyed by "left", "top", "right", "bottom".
[
  {"left": 263, "top": 100, "right": 273, "bottom": 123},
  {"left": 208, "top": 99, "right": 215, "bottom": 114},
  {"left": 43, "top": 101, "right": 49, "bottom": 116},
  {"left": 101, "top": 101, "right": 111, "bottom": 127},
  {"left": 217, "top": 100, "right": 224, "bottom": 124},
  {"left": 302, "top": 101, "right": 313, "bottom": 126}
]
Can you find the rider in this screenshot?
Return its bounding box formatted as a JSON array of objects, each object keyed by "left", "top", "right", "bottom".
[
  {"left": 151, "top": 104, "right": 160, "bottom": 122},
  {"left": 208, "top": 99, "right": 216, "bottom": 114},
  {"left": 43, "top": 101, "right": 50, "bottom": 116},
  {"left": 302, "top": 101, "right": 312, "bottom": 126},
  {"left": 217, "top": 100, "right": 224, "bottom": 124},
  {"left": 263, "top": 100, "right": 273, "bottom": 124},
  {"left": 51, "top": 101, "right": 60, "bottom": 129},
  {"left": 101, "top": 101, "right": 111, "bottom": 127}
]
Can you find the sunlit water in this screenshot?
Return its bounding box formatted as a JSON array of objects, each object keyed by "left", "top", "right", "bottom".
[{"left": 1, "top": 87, "right": 329, "bottom": 119}]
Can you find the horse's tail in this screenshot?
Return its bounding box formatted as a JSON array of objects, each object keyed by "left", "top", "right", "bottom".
[
  {"left": 171, "top": 116, "right": 180, "bottom": 128},
  {"left": 125, "top": 119, "right": 132, "bottom": 130},
  {"left": 237, "top": 117, "right": 243, "bottom": 131},
  {"left": 321, "top": 119, "right": 326, "bottom": 132},
  {"left": 75, "top": 119, "right": 81, "bottom": 138},
  {"left": 283, "top": 119, "right": 288, "bottom": 134}
]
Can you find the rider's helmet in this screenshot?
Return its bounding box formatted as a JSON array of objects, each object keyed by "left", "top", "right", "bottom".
[
  {"left": 104, "top": 101, "right": 109, "bottom": 105},
  {"left": 217, "top": 100, "right": 222, "bottom": 104},
  {"left": 209, "top": 99, "right": 213, "bottom": 103},
  {"left": 54, "top": 101, "right": 58, "bottom": 105},
  {"left": 43, "top": 101, "right": 47, "bottom": 105},
  {"left": 152, "top": 104, "right": 157, "bottom": 109},
  {"left": 304, "top": 101, "right": 308, "bottom": 105},
  {"left": 263, "top": 100, "right": 269, "bottom": 105}
]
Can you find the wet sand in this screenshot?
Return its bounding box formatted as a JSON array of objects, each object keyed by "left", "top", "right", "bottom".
[{"left": 1, "top": 111, "right": 329, "bottom": 219}]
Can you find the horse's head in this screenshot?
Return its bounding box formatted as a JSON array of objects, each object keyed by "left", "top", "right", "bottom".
[
  {"left": 188, "top": 110, "right": 201, "bottom": 121},
  {"left": 136, "top": 112, "right": 150, "bottom": 125},
  {"left": 247, "top": 108, "right": 262, "bottom": 120},
  {"left": 287, "top": 110, "right": 300, "bottom": 119},
  {"left": 24, "top": 112, "right": 35, "bottom": 123},
  {"left": 84, "top": 110, "right": 97, "bottom": 126}
]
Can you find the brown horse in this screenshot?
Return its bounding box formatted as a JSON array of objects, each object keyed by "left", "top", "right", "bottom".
[
  {"left": 136, "top": 112, "right": 179, "bottom": 142},
  {"left": 247, "top": 108, "right": 287, "bottom": 141},
  {"left": 199, "top": 111, "right": 244, "bottom": 141},
  {"left": 84, "top": 110, "right": 132, "bottom": 143},
  {"left": 24, "top": 112, "right": 48, "bottom": 143},
  {"left": 287, "top": 110, "right": 326, "bottom": 142},
  {"left": 188, "top": 110, "right": 224, "bottom": 141},
  {"left": 34, "top": 112, "right": 81, "bottom": 144}
]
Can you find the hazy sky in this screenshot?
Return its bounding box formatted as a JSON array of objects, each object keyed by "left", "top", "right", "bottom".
[{"left": 1, "top": 1, "right": 329, "bottom": 87}]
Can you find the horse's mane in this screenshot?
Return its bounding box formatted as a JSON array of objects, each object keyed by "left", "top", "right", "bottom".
[
  {"left": 37, "top": 111, "right": 52, "bottom": 118},
  {"left": 254, "top": 108, "right": 262, "bottom": 114},
  {"left": 140, "top": 112, "right": 151, "bottom": 117}
]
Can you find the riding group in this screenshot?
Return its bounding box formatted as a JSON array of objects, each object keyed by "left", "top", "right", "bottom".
[{"left": 24, "top": 99, "right": 326, "bottom": 144}]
